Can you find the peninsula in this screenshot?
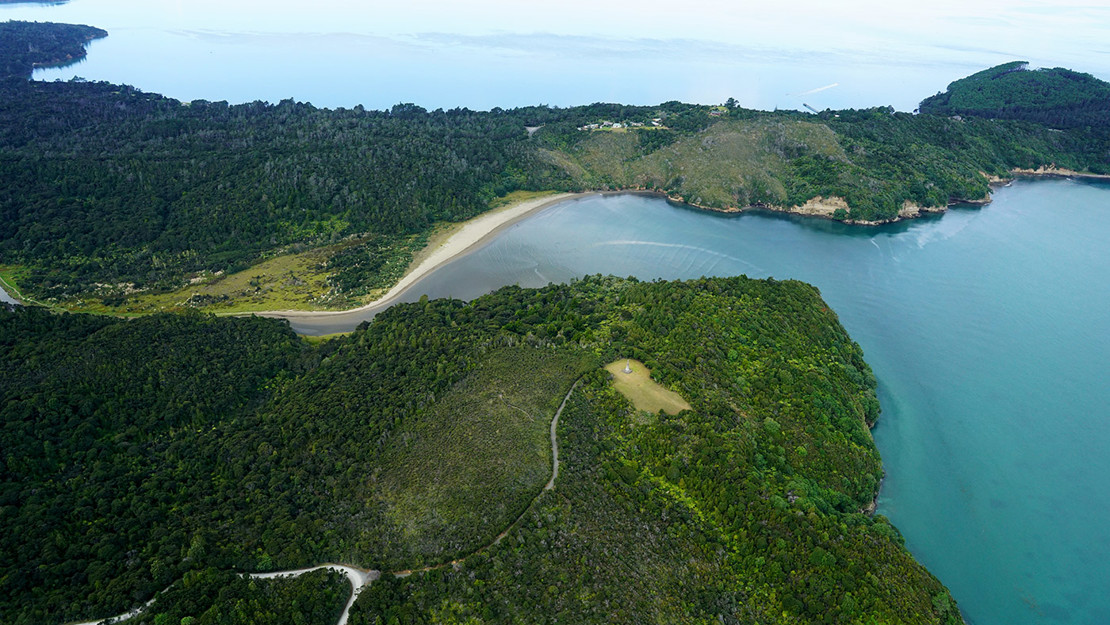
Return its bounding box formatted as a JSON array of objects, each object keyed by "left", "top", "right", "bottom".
[{"left": 2, "top": 275, "right": 964, "bottom": 625}]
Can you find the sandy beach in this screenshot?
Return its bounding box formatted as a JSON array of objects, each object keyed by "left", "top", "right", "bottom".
[
  {"left": 0, "top": 281, "right": 19, "bottom": 306},
  {"left": 255, "top": 192, "right": 585, "bottom": 325}
]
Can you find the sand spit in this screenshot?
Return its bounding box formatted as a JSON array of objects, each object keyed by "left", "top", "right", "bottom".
[{"left": 255, "top": 192, "right": 583, "bottom": 324}]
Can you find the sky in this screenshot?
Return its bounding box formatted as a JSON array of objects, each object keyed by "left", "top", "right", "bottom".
[{"left": 141, "top": 0, "right": 1110, "bottom": 63}]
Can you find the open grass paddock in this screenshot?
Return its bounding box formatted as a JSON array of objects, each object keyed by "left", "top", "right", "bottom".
[{"left": 604, "top": 359, "right": 691, "bottom": 415}]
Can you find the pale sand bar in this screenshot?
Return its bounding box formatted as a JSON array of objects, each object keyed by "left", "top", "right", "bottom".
[{"left": 254, "top": 192, "right": 587, "bottom": 334}]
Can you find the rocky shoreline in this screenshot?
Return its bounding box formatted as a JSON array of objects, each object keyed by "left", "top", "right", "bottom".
[
  {"left": 621, "top": 187, "right": 976, "bottom": 226},
  {"left": 630, "top": 165, "right": 1108, "bottom": 226}
]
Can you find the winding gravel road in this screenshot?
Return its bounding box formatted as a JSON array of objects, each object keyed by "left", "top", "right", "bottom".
[{"left": 65, "top": 382, "right": 578, "bottom": 625}]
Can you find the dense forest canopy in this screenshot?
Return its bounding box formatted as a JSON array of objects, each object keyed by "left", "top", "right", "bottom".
[
  {"left": 918, "top": 61, "right": 1110, "bottom": 128},
  {"left": 1, "top": 275, "right": 963, "bottom": 624},
  {"left": 1, "top": 23, "right": 1109, "bottom": 311}
]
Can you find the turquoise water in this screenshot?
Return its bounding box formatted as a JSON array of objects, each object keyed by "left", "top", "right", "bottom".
[{"left": 300, "top": 181, "right": 1109, "bottom": 624}]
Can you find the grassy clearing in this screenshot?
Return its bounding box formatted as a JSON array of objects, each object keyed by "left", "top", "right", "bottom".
[
  {"left": 374, "top": 346, "right": 595, "bottom": 564},
  {"left": 116, "top": 246, "right": 338, "bottom": 314},
  {"left": 300, "top": 331, "right": 352, "bottom": 345},
  {"left": 0, "top": 265, "right": 35, "bottom": 305},
  {"left": 604, "top": 358, "right": 692, "bottom": 416},
  {"left": 488, "top": 189, "right": 559, "bottom": 209},
  {"left": 70, "top": 234, "right": 427, "bottom": 315},
  {"left": 52, "top": 245, "right": 350, "bottom": 315}
]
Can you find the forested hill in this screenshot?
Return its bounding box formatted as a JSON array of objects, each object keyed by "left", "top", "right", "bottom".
[
  {"left": 2, "top": 22, "right": 1108, "bottom": 312},
  {"left": 918, "top": 61, "right": 1110, "bottom": 128},
  {"left": 1, "top": 276, "right": 964, "bottom": 624},
  {"left": 0, "top": 21, "right": 105, "bottom": 81}
]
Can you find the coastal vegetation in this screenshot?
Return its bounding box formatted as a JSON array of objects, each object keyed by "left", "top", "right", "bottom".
[
  {"left": 0, "top": 20, "right": 104, "bottom": 81},
  {"left": 1, "top": 23, "right": 1108, "bottom": 310},
  {"left": 541, "top": 108, "right": 1103, "bottom": 220},
  {"left": 0, "top": 73, "right": 564, "bottom": 309},
  {"left": 0, "top": 275, "right": 963, "bottom": 624}
]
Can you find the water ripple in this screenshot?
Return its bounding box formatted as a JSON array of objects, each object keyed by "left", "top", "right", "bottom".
[{"left": 591, "top": 239, "right": 764, "bottom": 274}]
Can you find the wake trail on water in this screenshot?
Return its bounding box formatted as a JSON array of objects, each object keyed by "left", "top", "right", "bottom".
[{"left": 592, "top": 240, "right": 764, "bottom": 275}]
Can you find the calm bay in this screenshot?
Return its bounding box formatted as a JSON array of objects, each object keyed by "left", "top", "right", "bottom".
[{"left": 292, "top": 181, "right": 1110, "bottom": 625}]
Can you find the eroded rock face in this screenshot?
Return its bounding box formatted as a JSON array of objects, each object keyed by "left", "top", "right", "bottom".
[{"left": 788, "top": 195, "right": 852, "bottom": 218}]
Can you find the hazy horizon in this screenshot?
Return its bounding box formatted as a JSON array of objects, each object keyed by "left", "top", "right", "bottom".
[{"left": 4, "top": 0, "right": 1109, "bottom": 111}]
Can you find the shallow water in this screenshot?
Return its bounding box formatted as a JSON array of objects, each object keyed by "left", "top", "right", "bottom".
[{"left": 295, "top": 181, "right": 1110, "bottom": 624}]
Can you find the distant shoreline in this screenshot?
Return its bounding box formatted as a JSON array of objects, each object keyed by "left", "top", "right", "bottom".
[
  {"left": 252, "top": 170, "right": 1107, "bottom": 326},
  {"left": 653, "top": 166, "right": 1109, "bottom": 226},
  {"left": 18, "top": 171, "right": 1102, "bottom": 321}
]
